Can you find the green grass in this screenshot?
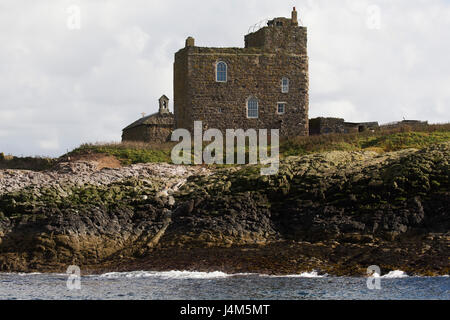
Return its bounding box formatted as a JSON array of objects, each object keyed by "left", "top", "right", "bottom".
[
  {"left": 281, "top": 124, "right": 450, "bottom": 157},
  {"left": 359, "top": 131, "right": 450, "bottom": 151},
  {"left": 66, "top": 124, "right": 450, "bottom": 165},
  {"left": 0, "top": 153, "right": 55, "bottom": 170},
  {"left": 67, "top": 141, "right": 174, "bottom": 165}
]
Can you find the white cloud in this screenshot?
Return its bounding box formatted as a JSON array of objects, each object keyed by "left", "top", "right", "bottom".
[
  {"left": 0, "top": 0, "right": 449, "bottom": 157},
  {"left": 311, "top": 100, "right": 361, "bottom": 121},
  {"left": 117, "top": 26, "right": 150, "bottom": 53},
  {"left": 38, "top": 138, "right": 60, "bottom": 151}
]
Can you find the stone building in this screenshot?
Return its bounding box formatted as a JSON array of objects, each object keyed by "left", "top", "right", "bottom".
[
  {"left": 174, "top": 8, "right": 309, "bottom": 137},
  {"left": 309, "top": 117, "right": 379, "bottom": 135},
  {"left": 122, "top": 95, "right": 174, "bottom": 143},
  {"left": 381, "top": 120, "right": 428, "bottom": 129},
  {"left": 309, "top": 117, "right": 345, "bottom": 135},
  {"left": 343, "top": 121, "right": 379, "bottom": 133}
]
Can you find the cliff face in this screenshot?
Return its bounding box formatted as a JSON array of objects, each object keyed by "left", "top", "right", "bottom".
[{"left": 0, "top": 143, "right": 448, "bottom": 276}]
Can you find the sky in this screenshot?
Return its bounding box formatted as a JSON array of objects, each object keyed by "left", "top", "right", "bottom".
[{"left": 0, "top": 0, "right": 449, "bottom": 157}]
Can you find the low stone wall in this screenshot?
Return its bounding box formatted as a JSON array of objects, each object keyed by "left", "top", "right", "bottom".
[
  {"left": 344, "top": 122, "right": 379, "bottom": 133},
  {"left": 309, "top": 118, "right": 379, "bottom": 135},
  {"left": 0, "top": 154, "right": 54, "bottom": 171},
  {"left": 309, "top": 117, "right": 345, "bottom": 135},
  {"left": 122, "top": 125, "right": 173, "bottom": 143},
  {"left": 382, "top": 120, "right": 428, "bottom": 130}
]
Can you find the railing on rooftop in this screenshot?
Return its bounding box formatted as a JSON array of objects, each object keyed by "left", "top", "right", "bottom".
[{"left": 247, "top": 18, "right": 271, "bottom": 34}]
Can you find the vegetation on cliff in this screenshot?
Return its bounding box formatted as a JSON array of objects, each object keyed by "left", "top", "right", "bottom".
[
  {"left": 0, "top": 153, "right": 55, "bottom": 171},
  {"left": 2, "top": 142, "right": 448, "bottom": 220},
  {"left": 0, "top": 141, "right": 448, "bottom": 275},
  {"left": 1, "top": 124, "right": 448, "bottom": 170},
  {"left": 66, "top": 124, "right": 450, "bottom": 166},
  {"left": 66, "top": 142, "right": 173, "bottom": 165},
  {"left": 0, "top": 126, "right": 449, "bottom": 275}
]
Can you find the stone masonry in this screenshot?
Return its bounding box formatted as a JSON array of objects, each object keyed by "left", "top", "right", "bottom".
[
  {"left": 122, "top": 95, "right": 174, "bottom": 143},
  {"left": 174, "top": 8, "right": 309, "bottom": 137},
  {"left": 309, "top": 117, "right": 380, "bottom": 135}
]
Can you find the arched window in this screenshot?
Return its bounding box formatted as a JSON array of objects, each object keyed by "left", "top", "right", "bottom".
[
  {"left": 281, "top": 77, "right": 289, "bottom": 93},
  {"left": 247, "top": 97, "right": 258, "bottom": 118},
  {"left": 216, "top": 61, "right": 227, "bottom": 82}
]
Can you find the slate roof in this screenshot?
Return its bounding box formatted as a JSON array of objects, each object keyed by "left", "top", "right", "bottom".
[{"left": 123, "top": 112, "right": 174, "bottom": 131}]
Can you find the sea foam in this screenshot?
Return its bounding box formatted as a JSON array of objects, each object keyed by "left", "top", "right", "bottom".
[
  {"left": 381, "top": 270, "right": 408, "bottom": 278},
  {"left": 267, "top": 271, "right": 326, "bottom": 278},
  {"left": 97, "top": 270, "right": 329, "bottom": 279},
  {"left": 99, "top": 270, "right": 230, "bottom": 279}
]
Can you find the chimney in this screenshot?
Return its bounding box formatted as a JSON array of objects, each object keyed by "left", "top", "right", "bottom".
[
  {"left": 291, "top": 7, "right": 298, "bottom": 26},
  {"left": 185, "top": 36, "right": 195, "bottom": 47}
]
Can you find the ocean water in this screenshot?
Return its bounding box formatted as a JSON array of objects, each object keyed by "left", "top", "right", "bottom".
[{"left": 0, "top": 271, "right": 448, "bottom": 300}]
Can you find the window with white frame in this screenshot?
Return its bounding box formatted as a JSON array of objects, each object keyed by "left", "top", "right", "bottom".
[
  {"left": 277, "top": 102, "right": 286, "bottom": 114},
  {"left": 281, "top": 77, "right": 289, "bottom": 93},
  {"left": 216, "top": 61, "right": 227, "bottom": 82},
  {"left": 247, "top": 97, "right": 258, "bottom": 118}
]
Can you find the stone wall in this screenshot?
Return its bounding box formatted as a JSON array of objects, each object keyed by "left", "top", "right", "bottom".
[
  {"left": 343, "top": 122, "right": 379, "bottom": 133},
  {"left": 174, "top": 50, "right": 190, "bottom": 130},
  {"left": 0, "top": 155, "right": 54, "bottom": 171},
  {"left": 245, "top": 19, "right": 307, "bottom": 55},
  {"left": 122, "top": 125, "right": 173, "bottom": 143},
  {"left": 309, "top": 117, "right": 345, "bottom": 135},
  {"left": 174, "top": 22, "right": 309, "bottom": 138},
  {"left": 381, "top": 120, "right": 428, "bottom": 130},
  {"left": 310, "top": 118, "right": 380, "bottom": 135}
]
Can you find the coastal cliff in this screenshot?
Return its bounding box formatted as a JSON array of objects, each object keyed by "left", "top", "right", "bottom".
[{"left": 0, "top": 143, "right": 448, "bottom": 276}]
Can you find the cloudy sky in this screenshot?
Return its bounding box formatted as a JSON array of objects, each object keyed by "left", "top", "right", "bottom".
[{"left": 0, "top": 0, "right": 449, "bottom": 157}]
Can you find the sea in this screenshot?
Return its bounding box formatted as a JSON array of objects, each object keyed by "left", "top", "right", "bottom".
[{"left": 0, "top": 270, "right": 448, "bottom": 300}]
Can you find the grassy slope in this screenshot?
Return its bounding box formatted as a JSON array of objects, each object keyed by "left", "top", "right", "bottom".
[
  {"left": 66, "top": 141, "right": 174, "bottom": 165},
  {"left": 67, "top": 124, "right": 450, "bottom": 165},
  {"left": 281, "top": 124, "right": 450, "bottom": 156}
]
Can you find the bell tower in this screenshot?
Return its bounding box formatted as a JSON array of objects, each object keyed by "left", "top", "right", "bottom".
[{"left": 159, "top": 95, "right": 170, "bottom": 115}]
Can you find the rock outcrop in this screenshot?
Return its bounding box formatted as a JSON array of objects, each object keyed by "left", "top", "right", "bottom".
[{"left": 0, "top": 143, "right": 448, "bottom": 276}]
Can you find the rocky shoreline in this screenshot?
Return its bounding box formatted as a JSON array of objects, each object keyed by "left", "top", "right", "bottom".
[{"left": 0, "top": 143, "right": 448, "bottom": 276}]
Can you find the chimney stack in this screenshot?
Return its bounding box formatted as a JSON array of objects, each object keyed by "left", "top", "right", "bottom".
[
  {"left": 291, "top": 7, "right": 298, "bottom": 26},
  {"left": 185, "top": 36, "right": 195, "bottom": 47}
]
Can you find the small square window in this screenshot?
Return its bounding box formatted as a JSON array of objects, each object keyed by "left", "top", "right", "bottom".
[{"left": 277, "top": 103, "right": 286, "bottom": 114}]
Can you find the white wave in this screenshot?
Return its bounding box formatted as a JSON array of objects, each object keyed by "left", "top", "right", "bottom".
[
  {"left": 268, "top": 271, "right": 326, "bottom": 278},
  {"left": 96, "top": 270, "right": 329, "bottom": 279},
  {"left": 285, "top": 271, "right": 326, "bottom": 278},
  {"left": 381, "top": 270, "right": 408, "bottom": 278},
  {"left": 1, "top": 272, "right": 44, "bottom": 276},
  {"left": 99, "top": 270, "right": 231, "bottom": 279}
]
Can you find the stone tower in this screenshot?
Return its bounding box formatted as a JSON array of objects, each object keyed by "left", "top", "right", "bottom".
[
  {"left": 159, "top": 95, "right": 170, "bottom": 115},
  {"left": 174, "top": 8, "right": 309, "bottom": 137}
]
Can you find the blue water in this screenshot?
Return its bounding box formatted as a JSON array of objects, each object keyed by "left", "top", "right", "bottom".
[{"left": 0, "top": 271, "right": 448, "bottom": 300}]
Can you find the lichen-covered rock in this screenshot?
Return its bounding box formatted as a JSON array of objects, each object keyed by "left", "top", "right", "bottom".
[{"left": 0, "top": 143, "right": 448, "bottom": 275}]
